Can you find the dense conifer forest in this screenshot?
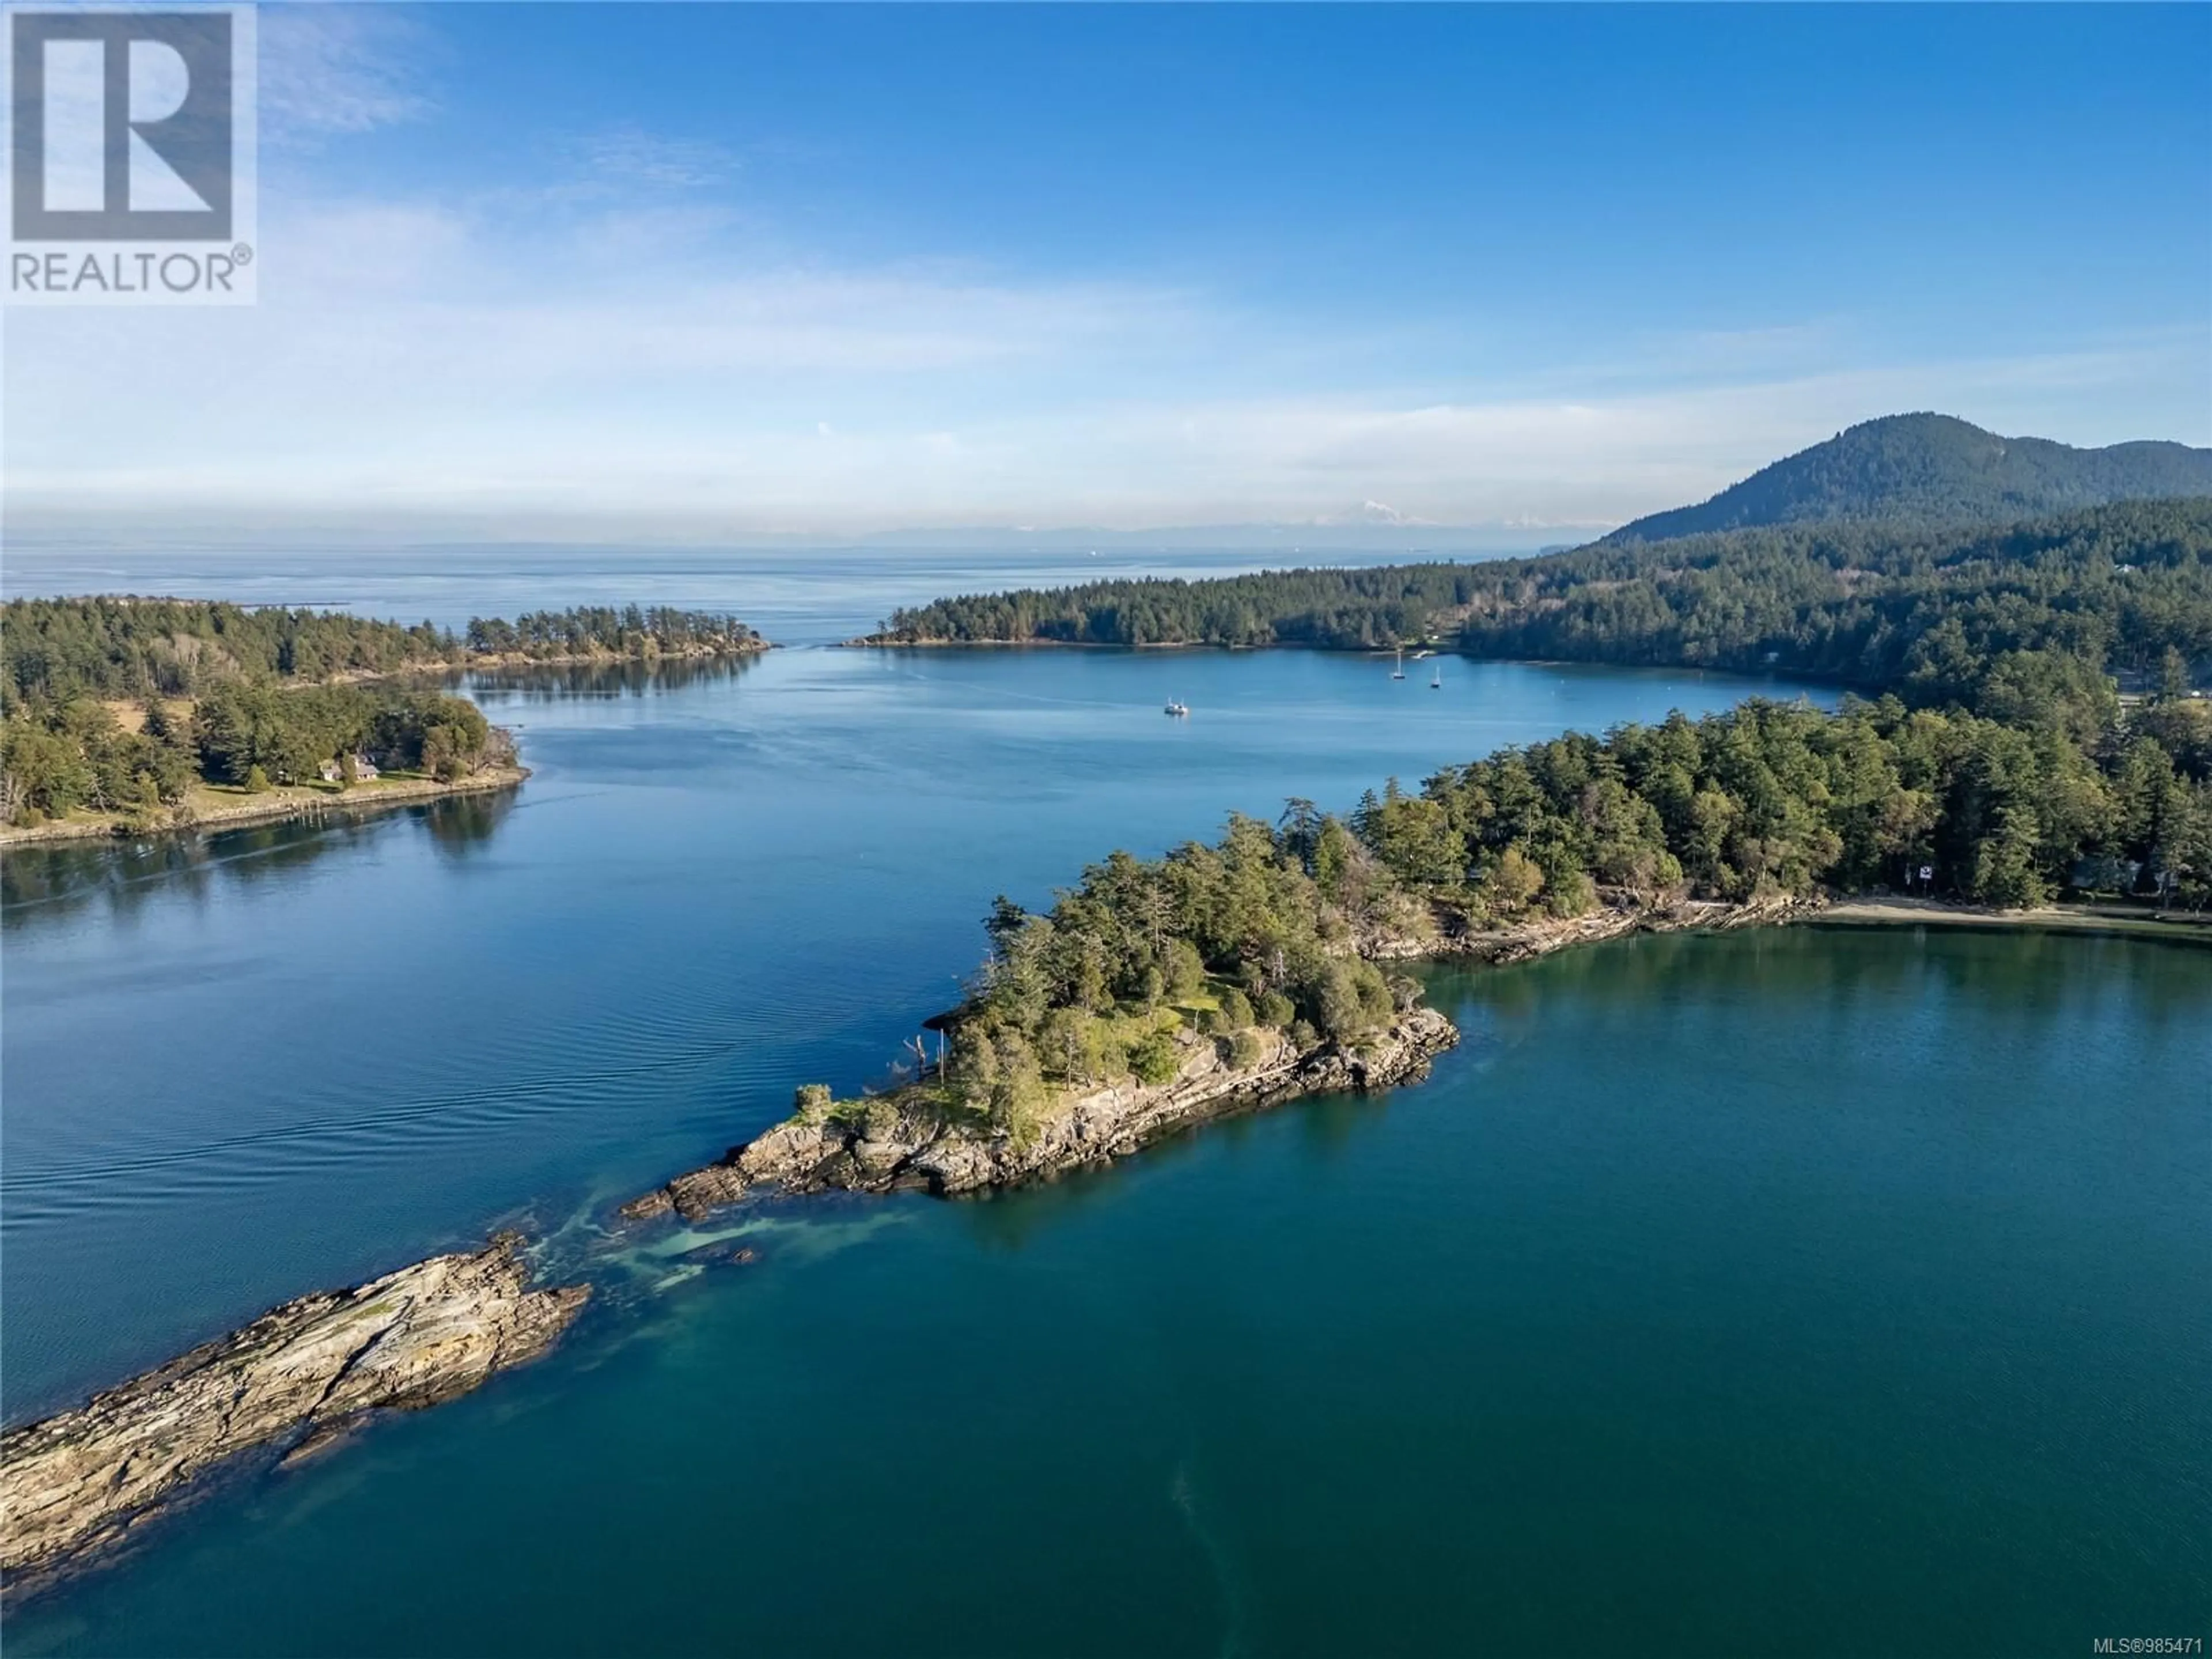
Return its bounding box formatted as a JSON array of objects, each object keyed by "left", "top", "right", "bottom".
[
  {"left": 0, "top": 600, "right": 759, "bottom": 827},
  {"left": 1601, "top": 414, "right": 2212, "bottom": 542},
  {"left": 872, "top": 499, "right": 2212, "bottom": 698},
  {"left": 921, "top": 675, "right": 2211, "bottom": 1134},
  {"left": 2, "top": 598, "right": 761, "bottom": 707},
  {"left": 856, "top": 489, "right": 2212, "bottom": 1126}
]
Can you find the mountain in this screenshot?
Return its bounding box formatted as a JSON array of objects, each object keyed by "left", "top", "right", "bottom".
[{"left": 1604, "top": 413, "right": 2212, "bottom": 543}]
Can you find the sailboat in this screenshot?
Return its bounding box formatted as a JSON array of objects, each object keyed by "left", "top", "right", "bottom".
[
  {"left": 1430, "top": 664, "right": 1443, "bottom": 690},
  {"left": 1391, "top": 646, "right": 1406, "bottom": 681}
]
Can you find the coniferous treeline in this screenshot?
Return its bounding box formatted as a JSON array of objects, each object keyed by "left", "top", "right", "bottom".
[
  {"left": 1456, "top": 498, "right": 2212, "bottom": 693},
  {"left": 0, "top": 598, "right": 763, "bottom": 829},
  {"left": 0, "top": 683, "right": 505, "bottom": 828},
  {"left": 859, "top": 813, "right": 1426, "bottom": 1145},
  {"left": 874, "top": 565, "right": 1486, "bottom": 649},
  {"left": 1, "top": 598, "right": 763, "bottom": 827},
  {"left": 3, "top": 598, "right": 762, "bottom": 710},
  {"left": 873, "top": 499, "right": 2212, "bottom": 697},
  {"left": 921, "top": 673, "right": 2211, "bottom": 1136},
  {"left": 1358, "top": 688, "right": 2211, "bottom": 912},
  {"left": 3, "top": 599, "right": 455, "bottom": 708},
  {"left": 461, "top": 605, "right": 762, "bottom": 659}
]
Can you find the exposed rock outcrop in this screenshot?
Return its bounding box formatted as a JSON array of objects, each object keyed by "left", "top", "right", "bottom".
[
  {"left": 618, "top": 897, "right": 1826, "bottom": 1230},
  {"left": 0, "top": 1236, "right": 587, "bottom": 1585},
  {"left": 624, "top": 1009, "right": 1457, "bottom": 1222}
]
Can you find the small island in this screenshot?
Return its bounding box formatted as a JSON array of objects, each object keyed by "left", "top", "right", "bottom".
[{"left": 1, "top": 599, "right": 768, "bottom": 844}]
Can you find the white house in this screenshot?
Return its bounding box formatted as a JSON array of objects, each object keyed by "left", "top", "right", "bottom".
[{"left": 320, "top": 754, "right": 382, "bottom": 783}]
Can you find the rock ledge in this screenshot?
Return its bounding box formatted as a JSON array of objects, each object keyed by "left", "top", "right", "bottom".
[
  {"left": 624, "top": 1008, "right": 1458, "bottom": 1222},
  {"left": 0, "top": 1235, "right": 587, "bottom": 1585}
]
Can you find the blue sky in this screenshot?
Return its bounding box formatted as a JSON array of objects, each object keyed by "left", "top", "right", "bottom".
[{"left": 9, "top": 2, "right": 2209, "bottom": 541}]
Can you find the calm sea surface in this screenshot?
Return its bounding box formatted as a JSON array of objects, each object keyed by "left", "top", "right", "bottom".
[
  {"left": 2, "top": 554, "right": 2206, "bottom": 1655},
  {"left": 0, "top": 542, "right": 1470, "bottom": 644}
]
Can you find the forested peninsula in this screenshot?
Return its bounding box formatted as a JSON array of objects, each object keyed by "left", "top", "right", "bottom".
[
  {"left": 0, "top": 599, "right": 766, "bottom": 840},
  {"left": 863, "top": 497, "right": 2212, "bottom": 693},
  {"left": 656, "top": 463, "right": 2212, "bottom": 1214},
  {"left": 630, "top": 657, "right": 2212, "bottom": 1221}
]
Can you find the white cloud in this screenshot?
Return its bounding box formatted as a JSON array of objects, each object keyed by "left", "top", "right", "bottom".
[
  {"left": 573, "top": 127, "right": 738, "bottom": 191},
  {"left": 259, "top": 6, "right": 433, "bottom": 147},
  {"left": 6, "top": 160, "right": 2205, "bottom": 541}
]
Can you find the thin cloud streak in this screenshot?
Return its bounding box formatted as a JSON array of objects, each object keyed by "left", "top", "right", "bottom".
[
  {"left": 7, "top": 156, "right": 2205, "bottom": 541},
  {"left": 259, "top": 6, "right": 434, "bottom": 147}
]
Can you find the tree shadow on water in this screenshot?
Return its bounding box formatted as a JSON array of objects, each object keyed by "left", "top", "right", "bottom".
[{"left": 1, "top": 789, "right": 517, "bottom": 933}]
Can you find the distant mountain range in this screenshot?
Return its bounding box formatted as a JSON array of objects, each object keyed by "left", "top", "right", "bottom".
[{"left": 1603, "top": 413, "right": 2212, "bottom": 544}]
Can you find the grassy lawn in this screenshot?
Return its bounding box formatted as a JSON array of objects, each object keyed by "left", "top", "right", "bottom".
[{"left": 184, "top": 768, "right": 452, "bottom": 812}]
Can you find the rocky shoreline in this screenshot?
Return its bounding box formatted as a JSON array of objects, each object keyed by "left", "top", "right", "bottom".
[
  {"left": 622, "top": 1007, "right": 1458, "bottom": 1223},
  {"left": 0, "top": 887, "right": 1988, "bottom": 1593},
  {"left": 1410, "top": 890, "right": 1820, "bottom": 964},
  {"left": 422, "top": 638, "right": 777, "bottom": 675},
  {"left": 0, "top": 1236, "right": 587, "bottom": 1588},
  {"left": 615, "top": 895, "right": 1804, "bottom": 1228}
]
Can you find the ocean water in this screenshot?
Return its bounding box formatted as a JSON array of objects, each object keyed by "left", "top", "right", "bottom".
[
  {"left": 3, "top": 611, "right": 2206, "bottom": 1654},
  {"left": 0, "top": 542, "right": 1464, "bottom": 645},
  {"left": 5, "top": 645, "right": 1817, "bottom": 1412}
]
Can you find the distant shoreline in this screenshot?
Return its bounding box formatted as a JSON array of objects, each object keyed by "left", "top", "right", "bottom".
[
  {"left": 0, "top": 766, "right": 529, "bottom": 850},
  {"left": 2, "top": 636, "right": 773, "bottom": 852},
  {"left": 1801, "top": 895, "right": 2212, "bottom": 944},
  {"left": 419, "top": 639, "right": 775, "bottom": 676},
  {"left": 836, "top": 637, "right": 1841, "bottom": 685},
  {"left": 840, "top": 634, "right": 1270, "bottom": 650},
  {"left": 843, "top": 637, "right": 1456, "bottom": 657}
]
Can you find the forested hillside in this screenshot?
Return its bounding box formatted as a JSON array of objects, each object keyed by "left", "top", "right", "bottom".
[
  {"left": 933, "top": 677, "right": 2211, "bottom": 1130},
  {"left": 3, "top": 599, "right": 454, "bottom": 707},
  {"left": 1605, "top": 414, "right": 2212, "bottom": 542},
  {"left": 874, "top": 564, "right": 1487, "bottom": 649},
  {"left": 2, "top": 599, "right": 762, "bottom": 710},
  {"left": 874, "top": 499, "right": 2212, "bottom": 700},
  {"left": 1456, "top": 498, "right": 2212, "bottom": 699},
  {"left": 0, "top": 599, "right": 760, "bottom": 830}
]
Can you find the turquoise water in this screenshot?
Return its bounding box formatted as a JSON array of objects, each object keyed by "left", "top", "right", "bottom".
[{"left": 6, "top": 643, "right": 2208, "bottom": 1656}]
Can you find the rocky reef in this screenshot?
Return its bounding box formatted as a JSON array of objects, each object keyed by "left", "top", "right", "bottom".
[
  {"left": 0, "top": 1235, "right": 587, "bottom": 1586},
  {"left": 623, "top": 1007, "right": 1457, "bottom": 1223}
]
